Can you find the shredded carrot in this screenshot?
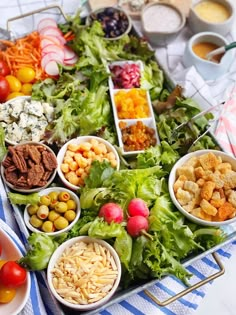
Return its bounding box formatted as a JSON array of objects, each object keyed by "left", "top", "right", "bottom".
[{"left": 0, "top": 31, "right": 48, "bottom": 80}]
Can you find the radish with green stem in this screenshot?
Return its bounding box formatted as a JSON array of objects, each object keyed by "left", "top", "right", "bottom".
[
  {"left": 99, "top": 202, "right": 124, "bottom": 224},
  {"left": 126, "top": 215, "right": 151, "bottom": 239}
]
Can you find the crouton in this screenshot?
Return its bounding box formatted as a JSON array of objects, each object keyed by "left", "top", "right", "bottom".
[
  {"left": 183, "top": 199, "right": 197, "bottom": 212},
  {"left": 176, "top": 188, "right": 192, "bottom": 206},
  {"left": 200, "top": 199, "right": 218, "bottom": 216},
  {"left": 200, "top": 181, "right": 216, "bottom": 201},
  {"left": 222, "top": 171, "right": 236, "bottom": 190},
  {"left": 196, "top": 178, "right": 205, "bottom": 187},
  {"left": 191, "top": 207, "right": 212, "bottom": 221},
  {"left": 195, "top": 167, "right": 205, "bottom": 179},
  {"left": 177, "top": 166, "right": 196, "bottom": 182},
  {"left": 217, "top": 188, "right": 225, "bottom": 199},
  {"left": 199, "top": 152, "right": 220, "bottom": 170},
  {"left": 216, "top": 162, "right": 232, "bottom": 174},
  {"left": 210, "top": 198, "right": 225, "bottom": 208},
  {"left": 185, "top": 156, "right": 200, "bottom": 168},
  {"left": 173, "top": 175, "right": 187, "bottom": 193},
  {"left": 228, "top": 191, "right": 236, "bottom": 208},
  {"left": 211, "top": 191, "right": 221, "bottom": 200},
  {"left": 195, "top": 188, "right": 202, "bottom": 206},
  {"left": 207, "top": 171, "right": 224, "bottom": 189},
  {"left": 218, "top": 202, "right": 236, "bottom": 221},
  {"left": 184, "top": 181, "right": 199, "bottom": 194},
  {"left": 224, "top": 189, "right": 233, "bottom": 198}
]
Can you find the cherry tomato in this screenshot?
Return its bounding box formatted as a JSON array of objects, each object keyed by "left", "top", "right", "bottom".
[
  {"left": 0, "top": 260, "right": 7, "bottom": 269},
  {"left": 0, "top": 76, "right": 10, "bottom": 103},
  {"left": 0, "top": 261, "right": 27, "bottom": 288},
  {"left": 21, "top": 83, "right": 33, "bottom": 95},
  {"left": 5, "top": 75, "right": 22, "bottom": 92},
  {"left": 0, "top": 60, "right": 10, "bottom": 77},
  {"left": 6, "top": 92, "right": 24, "bottom": 100},
  {"left": 0, "top": 284, "right": 16, "bottom": 304},
  {"left": 16, "top": 67, "right": 35, "bottom": 83}
]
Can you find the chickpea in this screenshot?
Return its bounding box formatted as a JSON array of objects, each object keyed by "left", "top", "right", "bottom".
[
  {"left": 69, "top": 161, "right": 78, "bottom": 171},
  {"left": 41, "top": 221, "right": 54, "bottom": 233},
  {"left": 64, "top": 210, "right": 76, "bottom": 222},
  {"left": 27, "top": 204, "right": 39, "bottom": 216},
  {"left": 40, "top": 195, "right": 51, "bottom": 206},
  {"left": 90, "top": 138, "right": 99, "bottom": 147},
  {"left": 67, "top": 143, "right": 80, "bottom": 152},
  {"left": 67, "top": 199, "right": 76, "bottom": 210},
  {"left": 65, "top": 150, "right": 75, "bottom": 158},
  {"left": 79, "top": 142, "right": 92, "bottom": 151},
  {"left": 48, "top": 210, "right": 60, "bottom": 222},
  {"left": 93, "top": 145, "right": 103, "bottom": 155},
  {"left": 78, "top": 157, "right": 88, "bottom": 169},
  {"left": 61, "top": 163, "right": 69, "bottom": 173},
  {"left": 76, "top": 168, "right": 84, "bottom": 176},
  {"left": 63, "top": 156, "right": 73, "bottom": 164},
  {"left": 66, "top": 172, "right": 80, "bottom": 186},
  {"left": 54, "top": 216, "right": 69, "bottom": 230},
  {"left": 74, "top": 153, "right": 82, "bottom": 164},
  {"left": 55, "top": 201, "right": 68, "bottom": 213},
  {"left": 30, "top": 215, "right": 43, "bottom": 228},
  {"left": 110, "top": 159, "right": 117, "bottom": 168},
  {"left": 58, "top": 191, "right": 71, "bottom": 202},
  {"left": 106, "top": 151, "right": 116, "bottom": 161},
  {"left": 37, "top": 205, "right": 49, "bottom": 219}
]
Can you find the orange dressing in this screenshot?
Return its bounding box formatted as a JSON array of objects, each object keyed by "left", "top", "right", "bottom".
[{"left": 192, "top": 42, "right": 224, "bottom": 63}]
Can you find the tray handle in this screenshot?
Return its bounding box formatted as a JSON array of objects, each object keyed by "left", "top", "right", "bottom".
[
  {"left": 143, "top": 252, "right": 224, "bottom": 306},
  {"left": 6, "top": 4, "right": 68, "bottom": 33}
]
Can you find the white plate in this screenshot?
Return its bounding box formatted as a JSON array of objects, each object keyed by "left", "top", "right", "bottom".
[{"left": 0, "top": 227, "right": 31, "bottom": 315}]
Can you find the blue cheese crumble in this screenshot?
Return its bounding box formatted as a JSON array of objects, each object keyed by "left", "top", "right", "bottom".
[{"left": 0, "top": 97, "right": 54, "bottom": 144}]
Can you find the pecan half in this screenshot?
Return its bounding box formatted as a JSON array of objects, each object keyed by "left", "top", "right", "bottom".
[{"left": 42, "top": 150, "right": 57, "bottom": 171}]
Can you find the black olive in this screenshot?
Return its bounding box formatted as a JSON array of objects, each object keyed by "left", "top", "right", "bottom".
[{"left": 104, "top": 7, "right": 115, "bottom": 16}]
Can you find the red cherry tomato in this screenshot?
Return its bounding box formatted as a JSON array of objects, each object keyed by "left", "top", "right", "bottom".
[
  {"left": 0, "top": 76, "right": 10, "bottom": 103},
  {"left": 0, "top": 261, "right": 27, "bottom": 288},
  {"left": 0, "top": 60, "right": 10, "bottom": 77}
]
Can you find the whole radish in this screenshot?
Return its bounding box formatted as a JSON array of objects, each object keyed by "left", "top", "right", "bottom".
[
  {"left": 126, "top": 215, "right": 149, "bottom": 237},
  {"left": 99, "top": 202, "right": 123, "bottom": 224},
  {"left": 128, "top": 198, "right": 149, "bottom": 218}
]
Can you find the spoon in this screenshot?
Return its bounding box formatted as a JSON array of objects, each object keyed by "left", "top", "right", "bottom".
[{"left": 206, "top": 41, "right": 236, "bottom": 61}]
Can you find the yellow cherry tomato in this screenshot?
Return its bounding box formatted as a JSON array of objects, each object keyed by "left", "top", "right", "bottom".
[
  {"left": 16, "top": 67, "right": 36, "bottom": 83},
  {"left": 5, "top": 75, "right": 22, "bottom": 92},
  {"left": 6, "top": 92, "right": 24, "bottom": 100},
  {"left": 21, "top": 83, "right": 32, "bottom": 95},
  {"left": 0, "top": 284, "right": 16, "bottom": 304},
  {"left": 0, "top": 260, "right": 7, "bottom": 269}
]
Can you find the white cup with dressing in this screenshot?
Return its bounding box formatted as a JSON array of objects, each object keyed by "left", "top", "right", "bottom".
[{"left": 183, "top": 32, "right": 234, "bottom": 80}]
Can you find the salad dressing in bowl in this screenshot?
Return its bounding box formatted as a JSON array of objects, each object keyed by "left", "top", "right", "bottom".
[{"left": 192, "top": 42, "right": 224, "bottom": 63}]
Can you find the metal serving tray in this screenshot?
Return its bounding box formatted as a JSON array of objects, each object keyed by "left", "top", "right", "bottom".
[{"left": 3, "top": 5, "right": 236, "bottom": 314}]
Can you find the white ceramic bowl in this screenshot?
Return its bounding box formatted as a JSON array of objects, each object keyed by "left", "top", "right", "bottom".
[
  {"left": 141, "top": 2, "right": 186, "bottom": 46},
  {"left": 169, "top": 149, "right": 236, "bottom": 226},
  {"left": 0, "top": 228, "right": 31, "bottom": 315},
  {"left": 24, "top": 187, "right": 81, "bottom": 236},
  {"left": 183, "top": 31, "right": 234, "bottom": 80},
  {"left": 57, "top": 136, "right": 120, "bottom": 190},
  {"left": 188, "top": 0, "right": 235, "bottom": 36},
  {"left": 1, "top": 141, "right": 57, "bottom": 193},
  {"left": 86, "top": 6, "right": 132, "bottom": 40},
  {"left": 47, "top": 236, "right": 121, "bottom": 311}
]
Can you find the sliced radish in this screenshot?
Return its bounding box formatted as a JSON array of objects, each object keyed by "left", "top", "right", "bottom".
[
  {"left": 41, "top": 52, "right": 63, "bottom": 69},
  {"left": 38, "top": 18, "right": 57, "bottom": 32},
  {"left": 44, "top": 60, "right": 61, "bottom": 76},
  {"left": 64, "top": 55, "right": 79, "bottom": 65},
  {"left": 64, "top": 46, "right": 77, "bottom": 61},
  {"left": 40, "top": 26, "right": 63, "bottom": 37},
  {"left": 42, "top": 44, "right": 65, "bottom": 60},
  {"left": 40, "top": 36, "right": 62, "bottom": 48}
]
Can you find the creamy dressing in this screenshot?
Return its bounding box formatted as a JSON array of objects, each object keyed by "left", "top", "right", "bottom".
[
  {"left": 194, "top": 1, "right": 230, "bottom": 23},
  {"left": 143, "top": 4, "right": 182, "bottom": 33}
]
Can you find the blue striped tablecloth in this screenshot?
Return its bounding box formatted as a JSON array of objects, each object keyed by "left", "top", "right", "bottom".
[{"left": 1, "top": 1, "right": 236, "bottom": 314}]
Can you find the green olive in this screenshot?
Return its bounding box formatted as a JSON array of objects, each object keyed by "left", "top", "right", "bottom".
[
  {"left": 58, "top": 191, "right": 71, "bottom": 202},
  {"left": 30, "top": 215, "right": 43, "bottom": 228},
  {"left": 64, "top": 210, "right": 76, "bottom": 222},
  {"left": 48, "top": 210, "right": 60, "bottom": 222},
  {"left": 41, "top": 221, "right": 54, "bottom": 233},
  {"left": 49, "top": 200, "right": 59, "bottom": 209},
  {"left": 55, "top": 202, "right": 68, "bottom": 213},
  {"left": 67, "top": 199, "right": 76, "bottom": 210},
  {"left": 48, "top": 191, "right": 59, "bottom": 202},
  {"left": 37, "top": 205, "right": 49, "bottom": 220},
  {"left": 40, "top": 195, "right": 51, "bottom": 206},
  {"left": 27, "top": 204, "right": 39, "bottom": 216},
  {"left": 54, "top": 216, "right": 69, "bottom": 230}
]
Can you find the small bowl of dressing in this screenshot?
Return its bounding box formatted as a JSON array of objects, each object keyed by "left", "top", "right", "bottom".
[
  {"left": 183, "top": 31, "right": 234, "bottom": 80},
  {"left": 141, "top": 2, "right": 186, "bottom": 46},
  {"left": 189, "top": 0, "right": 235, "bottom": 36}
]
